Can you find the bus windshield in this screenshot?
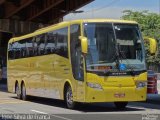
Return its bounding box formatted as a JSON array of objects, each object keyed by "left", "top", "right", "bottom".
[{"left": 84, "top": 23, "right": 145, "bottom": 73}]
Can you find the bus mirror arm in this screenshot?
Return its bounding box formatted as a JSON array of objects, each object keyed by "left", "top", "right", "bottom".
[{"left": 79, "top": 36, "right": 88, "bottom": 54}]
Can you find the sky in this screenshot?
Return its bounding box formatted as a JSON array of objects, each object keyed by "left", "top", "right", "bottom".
[{"left": 64, "top": 0, "right": 159, "bottom": 20}]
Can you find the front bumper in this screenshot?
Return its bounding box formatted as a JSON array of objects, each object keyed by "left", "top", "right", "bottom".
[{"left": 85, "top": 86, "right": 147, "bottom": 103}]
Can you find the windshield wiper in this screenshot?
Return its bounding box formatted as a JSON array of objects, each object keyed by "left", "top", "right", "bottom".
[
  {"left": 112, "top": 23, "right": 135, "bottom": 76},
  {"left": 117, "top": 44, "right": 136, "bottom": 76}
]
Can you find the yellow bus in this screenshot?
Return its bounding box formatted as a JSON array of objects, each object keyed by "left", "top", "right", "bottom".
[{"left": 7, "top": 19, "right": 156, "bottom": 109}]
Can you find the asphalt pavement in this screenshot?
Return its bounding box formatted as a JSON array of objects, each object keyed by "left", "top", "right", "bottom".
[{"left": 0, "top": 84, "right": 159, "bottom": 120}]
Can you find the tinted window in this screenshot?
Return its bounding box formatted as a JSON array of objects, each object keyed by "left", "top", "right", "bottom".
[
  {"left": 19, "top": 40, "right": 26, "bottom": 58},
  {"left": 8, "top": 43, "right": 14, "bottom": 60},
  {"left": 35, "top": 34, "right": 45, "bottom": 56},
  {"left": 46, "top": 27, "right": 68, "bottom": 58},
  {"left": 8, "top": 40, "right": 26, "bottom": 60},
  {"left": 13, "top": 42, "right": 21, "bottom": 59},
  {"left": 56, "top": 27, "right": 68, "bottom": 58},
  {"left": 26, "top": 38, "right": 34, "bottom": 57},
  {"left": 8, "top": 27, "right": 68, "bottom": 59},
  {"left": 45, "top": 31, "right": 57, "bottom": 54}
]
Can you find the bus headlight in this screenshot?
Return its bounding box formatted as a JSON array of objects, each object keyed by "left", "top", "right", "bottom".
[
  {"left": 87, "top": 82, "right": 103, "bottom": 90},
  {"left": 136, "top": 81, "right": 147, "bottom": 88}
]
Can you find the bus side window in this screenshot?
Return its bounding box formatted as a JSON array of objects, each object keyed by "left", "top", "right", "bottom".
[
  {"left": 14, "top": 42, "right": 21, "bottom": 59},
  {"left": 57, "top": 27, "right": 68, "bottom": 58},
  {"left": 26, "top": 38, "right": 33, "bottom": 57},
  {"left": 36, "top": 34, "right": 45, "bottom": 56},
  {"left": 33, "top": 37, "right": 38, "bottom": 56},
  {"left": 46, "top": 31, "right": 56, "bottom": 54},
  {"left": 29, "top": 38, "right": 34, "bottom": 57},
  {"left": 12, "top": 42, "right": 16, "bottom": 59},
  {"left": 8, "top": 43, "right": 14, "bottom": 60},
  {"left": 19, "top": 40, "right": 26, "bottom": 58}
]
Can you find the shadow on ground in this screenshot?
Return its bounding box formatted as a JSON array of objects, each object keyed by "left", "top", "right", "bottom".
[{"left": 11, "top": 95, "right": 146, "bottom": 113}]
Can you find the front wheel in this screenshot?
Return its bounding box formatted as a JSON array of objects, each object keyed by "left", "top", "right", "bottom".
[
  {"left": 114, "top": 102, "right": 128, "bottom": 109},
  {"left": 65, "top": 86, "right": 76, "bottom": 109}
]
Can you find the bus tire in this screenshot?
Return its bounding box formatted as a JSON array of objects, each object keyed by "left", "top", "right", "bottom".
[
  {"left": 114, "top": 102, "right": 128, "bottom": 109},
  {"left": 21, "top": 83, "right": 27, "bottom": 101},
  {"left": 65, "top": 86, "right": 76, "bottom": 109},
  {"left": 15, "top": 83, "right": 21, "bottom": 99}
]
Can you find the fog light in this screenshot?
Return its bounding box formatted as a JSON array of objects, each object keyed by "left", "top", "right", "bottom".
[
  {"left": 87, "top": 82, "right": 103, "bottom": 90},
  {"left": 136, "top": 81, "right": 147, "bottom": 88}
]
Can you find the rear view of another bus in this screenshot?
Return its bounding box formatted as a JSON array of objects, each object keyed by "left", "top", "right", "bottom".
[{"left": 147, "top": 70, "right": 158, "bottom": 94}]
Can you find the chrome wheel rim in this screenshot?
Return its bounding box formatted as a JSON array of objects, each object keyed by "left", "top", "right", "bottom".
[
  {"left": 16, "top": 85, "right": 20, "bottom": 96},
  {"left": 66, "top": 88, "right": 73, "bottom": 105}
]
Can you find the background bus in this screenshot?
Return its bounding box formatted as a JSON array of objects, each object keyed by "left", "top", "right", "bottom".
[
  {"left": 7, "top": 19, "right": 156, "bottom": 109},
  {"left": 147, "top": 70, "right": 158, "bottom": 94}
]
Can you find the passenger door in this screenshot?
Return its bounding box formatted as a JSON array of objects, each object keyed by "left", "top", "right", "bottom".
[{"left": 70, "top": 24, "right": 85, "bottom": 102}]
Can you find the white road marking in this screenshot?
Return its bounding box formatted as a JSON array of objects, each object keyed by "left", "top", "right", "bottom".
[
  {"left": 31, "top": 110, "right": 48, "bottom": 114},
  {"left": 51, "top": 115, "right": 72, "bottom": 120},
  {"left": 31, "top": 110, "right": 72, "bottom": 120}
]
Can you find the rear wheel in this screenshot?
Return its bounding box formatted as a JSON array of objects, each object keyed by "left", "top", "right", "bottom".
[
  {"left": 15, "top": 83, "right": 21, "bottom": 99},
  {"left": 114, "top": 102, "right": 128, "bottom": 109},
  {"left": 21, "top": 83, "right": 27, "bottom": 100},
  {"left": 65, "top": 86, "right": 76, "bottom": 109}
]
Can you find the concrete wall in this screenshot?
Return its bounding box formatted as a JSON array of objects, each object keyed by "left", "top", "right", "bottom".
[
  {"left": 0, "top": 19, "right": 45, "bottom": 84},
  {"left": 0, "top": 19, "right": 44, "bottom": 36}
]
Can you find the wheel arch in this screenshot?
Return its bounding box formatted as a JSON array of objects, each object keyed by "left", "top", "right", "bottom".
[
  {"left": 15, "top": 80, "right": 19, "bottom": 93},
  {"left": 21, "top": 80, "right": 25, "bottom": 88},
  {"left": 20, "top": 80, "right": 27, "bottom": 92},
  {"left": 63, "top": 80, "right": 73, "bottom": 100},
  {"left": 21, "top": 79, "right": 27, "bottom": 100}
]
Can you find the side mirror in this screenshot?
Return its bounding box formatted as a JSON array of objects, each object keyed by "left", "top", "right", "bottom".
[
  {"left": 79, "top": 36, "right": 88, "bottom": 54},
  {"left": 144, "top": 37, "right": 157, "bottom": 55}
]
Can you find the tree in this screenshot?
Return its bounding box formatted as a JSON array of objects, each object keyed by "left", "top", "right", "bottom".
[
  {"left": 122, "top": 10, "right": 160, "bottom": 39},
  {"left": 122, "top": 10, "right": 160, "bottom": 69}
]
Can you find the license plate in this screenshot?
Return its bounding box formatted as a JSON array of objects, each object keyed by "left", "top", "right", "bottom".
[{"left": 114, "top": 93, "right": 125, "bottom": 98}]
